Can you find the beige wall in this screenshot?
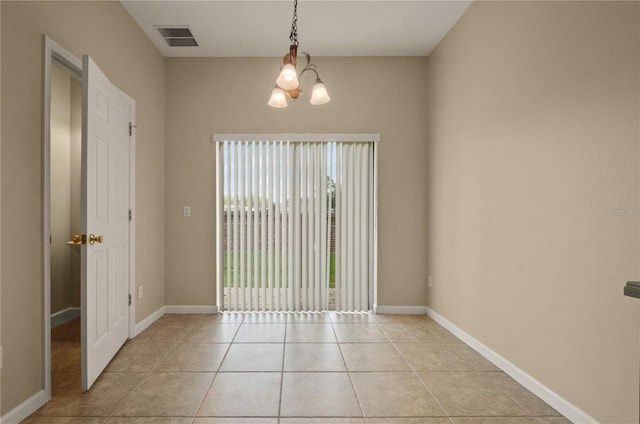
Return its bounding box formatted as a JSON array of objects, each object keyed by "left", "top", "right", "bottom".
[
  {"left": 1, "top": 1, "right": 165, "bottom": 414},
  {"left": 165, "top": 57, "right": 429, "bottom": 308},
  {"left": 426, "top": 1, "right": 640, "bottom": 422}
]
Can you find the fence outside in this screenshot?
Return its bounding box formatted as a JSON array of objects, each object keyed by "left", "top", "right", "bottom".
[{"left": 222, "top": 209, "right": 337, "bottom": 253}]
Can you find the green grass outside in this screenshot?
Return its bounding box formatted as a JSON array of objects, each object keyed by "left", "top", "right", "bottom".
[{"left": 223, "top": 251, "right": 336, "bottom": 288}]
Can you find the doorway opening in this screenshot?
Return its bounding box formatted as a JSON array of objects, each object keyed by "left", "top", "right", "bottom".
[
  {"left": 49, "top": 60, "right": 83, "bottom": 396},
  {"left": 214, "top": 134, "right": 379, "bottom": 313}
]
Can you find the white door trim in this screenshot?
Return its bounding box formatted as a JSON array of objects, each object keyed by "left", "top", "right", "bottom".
[{"left": 42, "top": 35, "right": 136, "bottom": 400}]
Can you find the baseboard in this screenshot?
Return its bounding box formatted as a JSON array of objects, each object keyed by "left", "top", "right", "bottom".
[
  {"left": 133, "top": 305, "right": 165, "bottom": 337},
  {"left": 165, "top": 305, "right": 218, "bottom": 314},
  {"left": 50, "top": 307, "right": 80, "bottom": 327},
  {"left": 374, "top": 305, "right": 428, "bottom": 315},
  {"left": 1, "top": 390, "right": 47, "bottom": 424},
  {"left": 425, "top": 307, "right": 595, "bottom": 424},
  {"left": 132, "top": 305, "right": 218, "bottom": 337}
]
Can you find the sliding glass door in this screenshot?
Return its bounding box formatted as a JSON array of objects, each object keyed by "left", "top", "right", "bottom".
[{"left": 214, "top": 134, "right": 378, "bottom": 312}]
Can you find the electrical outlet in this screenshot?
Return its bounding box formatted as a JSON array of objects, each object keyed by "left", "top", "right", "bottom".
[
  {"left": 138, "top": 286, "right": 143, "bottom": 299},
  {"left": 427, "top": 275, "right": 433, "bottom": 288},
  {"left": 184, "top": 206, "right": 191, "bottom": 217}
]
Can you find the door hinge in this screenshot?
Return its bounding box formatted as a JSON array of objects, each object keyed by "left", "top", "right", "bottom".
[
  {"left": 128, "top": 294, "right": 132, "bottom": 306},
  {"left": 129, "top": 122, "right": 136, "bottom": 137},
  {"left": 129, "top": 209, "right": 132, "bottom": 221}
]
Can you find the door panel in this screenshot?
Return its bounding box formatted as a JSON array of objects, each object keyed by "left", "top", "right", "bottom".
[{"left": 82, "top": 55, "right": 132, "bottom": 391}]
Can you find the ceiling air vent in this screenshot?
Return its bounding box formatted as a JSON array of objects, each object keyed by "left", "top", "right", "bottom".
[{"left": 156, "top": 27, "right": 198, "bottom": 47}]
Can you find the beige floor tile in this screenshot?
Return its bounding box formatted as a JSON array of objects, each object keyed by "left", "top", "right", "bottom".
[
  {"left": 234, "top": 323, "right": 286, "bottom": 342},
  {"left": 452, "top": 419, "right": 541, "bottom": 424},
  {"left": 350, "top": 372, "right": 445, "bottom": 417},
  {"left": 281, "top": 419, "right": 365, "bottom": 424},
  {"left": 488, "top": 372, "right": 561, "bottom": 416},
  {"left": 374, "top": 314, "right": 428, "bottom": 324},
  {"left": 198, "top": 372, "right": 281, "bottom": 417},
  {"left": 366, "top": 419, "right": 452, "bottom": 424},
  {"left": 536, "top": 418, "right": 573, "bottom": 424},
  {"left": 428, "top": 327, "right": 463, "bottom": 344},
  {"left": 446, "top": 344, "right": 500, "bottom": 372},
  {"left": 133, "top": 323, "right": 190, "bottom": 344},
  {"left": 184, "top": 322, "right": 241, "bottom": 343},
  {"left": 329, "top": 312, "right": 377, "bottom": 323},
  {"left": 220, "top": 343, "right": 284, "bottom": 371},
  {"left": 417, "top": 372, "right": 528, "bottom": 416},
  {"left": 284, "top": 343, "right": 346, "bottom": 371},
  {"left": 242, "top": 312, "right": 289, "bottom": 323},
  {"left": 193, "top": 419, "right": 277, "bottom": 424},
  {"left": 32, "top": 313, "right": 572, "bottom": 424},
  {"left": 157, "top": 343, "right": 229, "bottom": 372},
  {"left": 379, "top": 324, "right": 438, "bottom": 343},
  {"left": 286, "top": 324, "right": 337, "bottom": 342},
  {"left": 114, "top": 372, "right": 213, "bottom": 416},
  {"left": 340, "top": 343, "right": 411, "bottom": 371},
  {"left": 106, "top": 419, "right": 191, "bottom": 424},
  {"left": 333, "top": 323, "right": 389, "bottom": 343},
  {"left": 281, "top": 372, "right": 362, "bottom": 417},
  {"left": 287, "top": 312, "right": 332, "bottom": 323},
  {"left": 154, "top": 313, "right": 209, "bottom": 326},
  {"left": 394, "top": 343, "right": 475, "bottom": 372},
  {"left": 105, "top": 342, "right": 174, "bottom": 373},
  {"left": 22, "top": 418, "right": 106, "bottom": 424},
  {"left": 419, "top": 318, "right": 445, "bottom": 330},
  {"left": 207, "top": 313, "right": 247, "bottom": 323},
  {"left": 34, "top": 373, "right": 142, "bottom": 417}
]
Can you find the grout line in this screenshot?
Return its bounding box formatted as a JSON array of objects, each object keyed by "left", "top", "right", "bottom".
[
  {"left": 191, "top": 312, "right": 242, "bottom": 421},
  {"left": 277, "top": 316, "right": 289, "bottom": 423},
  {"left": 330, "top": 316, "right": 366, "bottom": 420}
]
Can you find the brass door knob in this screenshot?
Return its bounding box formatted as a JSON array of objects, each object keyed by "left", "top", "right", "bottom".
[{"left": 89, "top": 234, "right": 104, "bottom": 245}]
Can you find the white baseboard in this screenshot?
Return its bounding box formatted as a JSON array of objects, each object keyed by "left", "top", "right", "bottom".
[
  {"left": 50, "top": 307, "right": 80, "bottom": 327},
  {"left": 374, "top": 305, "right": 428, "bottom": 315},
  {"left": 425, "top": 307, "right": 595, "bottom": 424},
  {"left": 1, "top": 390, "right": 47, "bottom": 424},
  {"left": 165, "top": 305, "right": 218, "bottom": 314},
  {"left": 133, "top": 305, "right": 219, "bottom": 337},
  {"left": 133, "top": 305, "right": 165, "bottom": 337}
]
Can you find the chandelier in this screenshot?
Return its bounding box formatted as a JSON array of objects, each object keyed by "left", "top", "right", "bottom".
[{"left": 268, "top": 0, "right": 331, "bottom": 108}]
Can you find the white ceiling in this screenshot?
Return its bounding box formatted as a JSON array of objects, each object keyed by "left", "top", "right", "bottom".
[{"left": 120, "top": 1, "right": 472, "bottom": 57}]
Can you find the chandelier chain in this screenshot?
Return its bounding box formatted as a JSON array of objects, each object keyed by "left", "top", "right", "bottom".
[{"left": 289, "top": 0, "right": 299, "bottom": 46}]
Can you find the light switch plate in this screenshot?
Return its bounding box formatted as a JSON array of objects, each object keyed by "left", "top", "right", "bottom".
[{"left": 184, "top": 206, "right": 191, "bottom": 217}]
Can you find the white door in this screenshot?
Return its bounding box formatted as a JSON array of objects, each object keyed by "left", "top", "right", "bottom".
[{"left": 81, "top": 55, "right": 133, "bottom": 391}]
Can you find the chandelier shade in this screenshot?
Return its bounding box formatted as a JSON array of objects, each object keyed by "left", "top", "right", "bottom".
[
  {"left": 276, "top": 63, "right": 299, "bottom": 91},
  {"left": 310, "top": 79, "right": 330, "bottom": 105},
  {"left": 268, "top": 87, "right": 288, "bottom": 108}
]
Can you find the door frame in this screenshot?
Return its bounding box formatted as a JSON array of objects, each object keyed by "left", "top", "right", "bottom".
[
  {"left": 42, "top": 35, "right": 136, "bottom": 399},
  {"left": 212, "top": 133, "right": 379, "bottom": 312}
]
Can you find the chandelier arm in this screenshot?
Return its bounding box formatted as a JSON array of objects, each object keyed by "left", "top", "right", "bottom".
[
  {"left": 300, "top": 51, "right": 312, "bottom": 68},
  {"left": 300, "top": 66, "right": 320, "bottom": 80}
]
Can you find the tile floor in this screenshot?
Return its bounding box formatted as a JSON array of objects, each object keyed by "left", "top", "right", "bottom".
[{"left": 24, "top": 313, "right": 572, "bottom": 424}]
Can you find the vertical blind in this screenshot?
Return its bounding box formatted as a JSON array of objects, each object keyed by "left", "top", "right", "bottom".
[{"left": 215, "top": 136, "right": 377, "bottom": 312}]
